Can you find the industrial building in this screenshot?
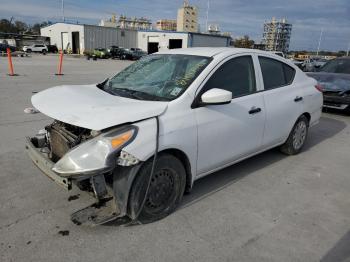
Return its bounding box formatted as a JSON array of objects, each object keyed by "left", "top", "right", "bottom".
[
  {"left": 262, "top": 17, "right": 292, "bottom": 53},
  {"left": 138, "top": 30, "right": 230, "bottom": 53},
  {"left": 40, "top": 23, "right": 138, "bottom": 54},
  {"left": 99, "top": 14, "right": 152, "bottom": 30},
  {"left": 177, "top": 1, "right": 198, "bottom": 32},
  {"left": 40, "top": 22, "right": 230, "bottom": 54},
  {"left": 156, "top": 19, "right": 177, "bottom": 31}
]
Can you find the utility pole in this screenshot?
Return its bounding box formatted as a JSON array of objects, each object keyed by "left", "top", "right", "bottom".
[
  {"left": 205, "top": 0, "right": 210, "bottom": 32},
  {"left": 61, "top": 0, "right": 65, "bottom": 22},
  {"left": 316, "top": 28, "right": 323, "bottom": 56},
  {"left": 347, "top": 40, "right": 350, "bottom": 56}
]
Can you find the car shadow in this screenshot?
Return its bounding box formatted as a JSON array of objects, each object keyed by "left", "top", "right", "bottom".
[
  {"left": 304, "top": 116, "right": 347, "bottom": 151},
  {"left": 320, "top": 230, "right": 350, "bottom": 262},
  {"left": 180, "top": 116, "right": 346, "bottom": 209},
  {"left": 104, "top": 116, "right": 346, "bottom": 226},
  {"left": 322, "top": 107, "right": 350, "bottom": 117}
]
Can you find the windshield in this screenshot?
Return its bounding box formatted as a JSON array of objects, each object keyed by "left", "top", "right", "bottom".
[
  {"left": 320, "top": 59, "right": 350, "bottom": 74},
  {"left": 103, "top": 54, "right": 211, "bottom": 101}
]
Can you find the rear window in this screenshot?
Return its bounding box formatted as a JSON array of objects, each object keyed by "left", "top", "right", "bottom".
[{"left": 259, "top": 57, "right": 296, "bottom": 90}]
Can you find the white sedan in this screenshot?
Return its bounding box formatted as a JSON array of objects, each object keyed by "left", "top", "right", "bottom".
[{"left": 26, "top": 48, "right": 323, "bottom": 225}]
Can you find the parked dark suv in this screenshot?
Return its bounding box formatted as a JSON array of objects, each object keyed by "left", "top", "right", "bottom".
[
  {"left": 0, "top": 43, "right": 16, "bottom": 52},
  {"left": 47, "top": 45, "right": 58, "bottom": 53}
]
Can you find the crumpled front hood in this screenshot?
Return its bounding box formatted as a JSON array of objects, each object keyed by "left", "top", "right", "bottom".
[
  {"left": 32, "top": 84, "right": 168, "bottom": 130},
  {"left": 307, "top": 72, "right": 350, "bottom": 92}
]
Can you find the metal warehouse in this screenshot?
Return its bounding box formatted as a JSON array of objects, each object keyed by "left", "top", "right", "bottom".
[
  {"left": 40, "top": 23, "right": 137, "bottom": 54},
  {"left": 138, "top": 30, "right": 231, "bottom": 53},
  {"left": 40, "top": 22, "right": 231, "bottom": 54}
]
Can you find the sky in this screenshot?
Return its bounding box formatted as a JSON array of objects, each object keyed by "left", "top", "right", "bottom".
[{"left": 0, "top": 0, "right": 349, "bottom": 51}]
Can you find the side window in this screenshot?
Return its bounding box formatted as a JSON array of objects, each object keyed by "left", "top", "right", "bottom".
[
  {"left": 259, "top": 56, "right": 295, "bottom": 90},
  {"left": 203, "top": 56, "right": 256, "bottom": 98}
]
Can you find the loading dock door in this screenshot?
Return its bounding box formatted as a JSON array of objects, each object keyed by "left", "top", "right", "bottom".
[
  {"left": 72, "top": 32, "right": 80, "bottom": 54},
  {"left": 169, "top": 39, "right": 183, "bottom": 49},
  {"left": 61, "top": 32, "right": 69, "bottom": 51},
  {"left": 148, "top": 36, "right": 159, "bottom": 54}
]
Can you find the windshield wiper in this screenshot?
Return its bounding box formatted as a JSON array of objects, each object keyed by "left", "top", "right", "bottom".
[
  {"left": 107, "top": 88, "right": 141, "bottom": 99},
  {"left": 130, "top": 90, "right": 170, "bottom": 101},
  {"left": 105, "top": 87, "right": 169, "bottom": 101}
]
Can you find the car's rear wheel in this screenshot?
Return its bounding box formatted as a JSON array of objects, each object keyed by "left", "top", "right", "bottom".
[
  {"left": 280, "top": 115, "right": 309, "bottom": 155},
  {"left": 128, "top": 154, "right": 186, "bottom": 224}
]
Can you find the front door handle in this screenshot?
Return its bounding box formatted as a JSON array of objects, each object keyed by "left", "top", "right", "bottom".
[
  {"left": 294, "top": 96, "right": 303, "bottom": 102},
  {"left": 249, "top": 107, "right": 262, "bottom": 114}
]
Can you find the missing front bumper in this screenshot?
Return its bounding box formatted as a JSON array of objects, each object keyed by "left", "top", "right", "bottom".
[{"left": 25, "top": 137, "right": 72, "bottom": 190}]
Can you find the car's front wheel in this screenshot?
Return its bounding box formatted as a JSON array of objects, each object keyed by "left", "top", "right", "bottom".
[
  {"left": 128, "top": 154, "right": 186, "bottom": 224},
  {"left": 280, "top": 115, "right": 309, "bottom": 155}
]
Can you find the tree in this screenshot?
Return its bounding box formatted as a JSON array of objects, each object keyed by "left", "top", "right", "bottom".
[
  {"left": 14, "top": 20, "right": 28, "bottom": 33},
  {"left": 0, "top": 18, "right": 17, "bottom": 33},
  {"left": 30, "top": 21, "right": 51, "bottom": 34},
  {"left": 233, "top": 35, "right": 255, "bottom": 49},
  {"left": 0, "top": 18, "right": 52, "bottom": 35}
]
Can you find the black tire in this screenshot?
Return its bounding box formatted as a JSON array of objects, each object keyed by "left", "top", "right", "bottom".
[
  {"left": 26, "top": 49, "right": 32, "bottom": 53},
  {"left": 42, "top": 49, "right": 47, "bottom": 55},
  {"left": 128, "top": 154, "right": 186, "bottom": 224},
  {"left": 280, "top": 115, "right": 309, "bottom": 155}
]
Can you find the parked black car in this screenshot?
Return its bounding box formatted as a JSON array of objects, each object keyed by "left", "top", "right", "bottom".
[
  {"left": 112, "top": 48, "right": 133, "bottom": 60},
  {"left": 307, "top": 57, "right": 350, "bottom": 113},
  {"left": 108, "top": 46, "right": 120, "bottom": 58},
  {"left": 130, "top": 49, "right": 147, "bottom": 60},
  {"left": 0, "top": 43, "right": 16, "bottom": 52},
  {"left": 47, "top": 45, "right": 58, "bottom": 53}
]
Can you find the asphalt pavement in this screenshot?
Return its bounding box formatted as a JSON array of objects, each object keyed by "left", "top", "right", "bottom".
[{"left": 1, "top": 54, "right": 350, "bottom": 262}]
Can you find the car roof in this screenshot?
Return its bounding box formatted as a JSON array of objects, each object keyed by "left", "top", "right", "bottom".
[{"left": 156, "top": 47, "right": 278, "bottom": 58}]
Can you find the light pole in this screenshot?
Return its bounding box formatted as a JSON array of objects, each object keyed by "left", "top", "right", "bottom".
[
  {"left": 61, "top": 0, "right": 65, "bottom": 22},
  {"left": 205, "top": 0, "right": 210, "bottom": 32},
  {"left": 316, "top": 28, "right": 323, "bottom": 56}
]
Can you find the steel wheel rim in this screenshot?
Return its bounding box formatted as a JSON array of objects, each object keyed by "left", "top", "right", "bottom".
[
  {"left": 292, "top": 121, "right": 307, "bottom": 150},
  {"left": 144, "top": 168, "right": 176, "bottom": 214}
]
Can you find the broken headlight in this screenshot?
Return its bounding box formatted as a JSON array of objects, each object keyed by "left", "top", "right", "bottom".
[{"left": 52, "top": 126, "right": 137, "bottom": 177}]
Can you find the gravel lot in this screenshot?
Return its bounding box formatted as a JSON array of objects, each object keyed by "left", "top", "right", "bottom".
[{"left": 1, "top": 54, "right": 350, "bottom": 262}]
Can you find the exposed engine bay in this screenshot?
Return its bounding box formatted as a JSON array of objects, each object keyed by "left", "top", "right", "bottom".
[
  {"left": 46, "top": 121, "right": 95, "bottom": 162},
  {"left": 31, "top": 121, "right": 97, "bottom": 163}
]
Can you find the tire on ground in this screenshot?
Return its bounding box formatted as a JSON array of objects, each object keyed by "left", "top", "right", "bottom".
[
  {"left": 280, "top": 115, "right": 309, "bottom": 155},
  {"left": 128, "top": 153, "right": 186, "bottom": 224}
]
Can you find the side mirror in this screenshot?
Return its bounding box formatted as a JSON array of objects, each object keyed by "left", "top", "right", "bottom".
[{"left": 201, "top": 88, "right": 232, "bottom": 105}]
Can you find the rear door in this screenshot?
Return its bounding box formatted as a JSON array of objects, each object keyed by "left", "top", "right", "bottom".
[
  {"left": 194, "top": 54, "right": 266, "bottom": 175},
  {"left": 257, "top": 55, "right": 304, "bottom": 147}
]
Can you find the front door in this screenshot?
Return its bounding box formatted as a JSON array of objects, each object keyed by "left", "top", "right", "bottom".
[{"left": 194, "top": 55, "right": 266, "bottom": 175}]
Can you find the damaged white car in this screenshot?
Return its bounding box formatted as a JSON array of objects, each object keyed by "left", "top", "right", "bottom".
[{"left": 26, "top": 48, "right": 323, "bottom": 225}]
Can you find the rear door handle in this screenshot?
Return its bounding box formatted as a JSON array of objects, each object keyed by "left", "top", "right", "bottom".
[
  {"left": 294, "top": 96, "right": 303, "bottom": 102},
  {"left": 248, "top": 107, "right": 262, "bottom": 114}
]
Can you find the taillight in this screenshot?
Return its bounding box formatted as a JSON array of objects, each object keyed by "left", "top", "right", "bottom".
[{"left": 315, "top": 84, "right": 323, "bottom": 92}]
